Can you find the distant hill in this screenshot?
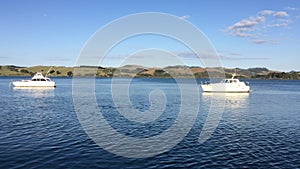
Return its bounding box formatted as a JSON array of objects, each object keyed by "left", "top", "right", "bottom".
[
  {"left": 0, "top": 65, "right": 299, "bottom": 79},
  {"left": 0, "top": 65, "right": 73, "bottom": 77}
]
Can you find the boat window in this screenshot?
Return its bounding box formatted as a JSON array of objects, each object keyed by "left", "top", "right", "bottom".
[
  {"left": 32, "top": 79, "right": 36, "bottom": 81},
  {"left": 41, "top": 79, "right": 46, "bottom": 81}
]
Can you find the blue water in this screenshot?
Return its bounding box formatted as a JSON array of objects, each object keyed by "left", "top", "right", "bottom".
[{"left": 0, "top": 77, "right": 299, "bottom": 168}]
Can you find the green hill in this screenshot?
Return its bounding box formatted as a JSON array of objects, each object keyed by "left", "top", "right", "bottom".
[
  {"left": 0, "top": 65, "right": 299, "bottom": 79},
  {"left": 0, "top": 65, "right": 73, "bottom": 77}
]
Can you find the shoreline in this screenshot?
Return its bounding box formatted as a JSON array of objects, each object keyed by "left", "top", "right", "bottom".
[
  {"left": 1, "top": 65, "right": 300, "bottom": 80},
  {"left": 1, "top": 75, "right": 299, "bottom": 80}
]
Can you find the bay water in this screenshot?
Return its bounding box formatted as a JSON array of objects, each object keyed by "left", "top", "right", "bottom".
[{"left": 0, "top": 77, "right": 299, "bottom": 168}]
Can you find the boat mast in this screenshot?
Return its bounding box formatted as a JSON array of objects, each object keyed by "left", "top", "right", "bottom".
[
  {"left": 232, "top": 68, "right": 237, "bottom": 79},
  {"left": 45, "top": 66, "right": 53, "bottom": 77}
]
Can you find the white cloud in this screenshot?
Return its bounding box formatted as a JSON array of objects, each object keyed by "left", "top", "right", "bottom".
[
  {"left": 234, "top": 32, "right": 253, "bottom": 38},
  {"left": 274, "top": 11, "right": 289, "bottom": 17},
  {"left": 225, "top": 9, "right": 291, "bottom": 44},
  {"left": 225, "top": 16, "right": 265, "bottom": 39},
  {"left": 268, "top": 22, "right": 289, "bottom": 27},
  {"left": 259, "top": 10, "right": 289, "bottom": 17},
  {"left": 259, "top": 10, "right": 275, "bottom": 16},
  {"left": 177, "top": 51, "right": 218, "bottom": 59},
  {"left": 176, "top": 50, "right": 268, "bottom": 61},
  {"left": 252, "top": 39, "right": 267, "bottom": 44},
  {"left": 285, "top": 7, "right": 299, "bottom": 11},
  {"left": 228, "top": 16, "right": 264, "bottom": 30}
]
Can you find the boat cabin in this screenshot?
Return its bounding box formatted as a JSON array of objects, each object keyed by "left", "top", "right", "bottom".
[{"left": 32, "top": 78, "right": 51, "bottom": 81}]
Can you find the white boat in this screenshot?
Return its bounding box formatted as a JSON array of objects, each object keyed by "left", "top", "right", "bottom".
[
  {"left": 12, "top": 72, "right": 56, "bottom": 87},
  {"left": 200, "top": 74, "right": 250, "bottom": 93}
]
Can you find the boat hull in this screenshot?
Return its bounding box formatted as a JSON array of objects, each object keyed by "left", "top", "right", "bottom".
[
  {"left": 200, "top": 84, "right": 250, "bottom": 93},
  {"left": 12, "top": 81, "right": 56, "bottom": 87}
]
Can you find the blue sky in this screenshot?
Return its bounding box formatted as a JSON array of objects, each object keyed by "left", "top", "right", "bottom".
[{"left": 0, "top": 0, "right": 300, "bottom": 71}]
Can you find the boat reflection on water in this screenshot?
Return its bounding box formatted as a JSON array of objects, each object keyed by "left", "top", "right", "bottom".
[
  {"left": 202, "top": 92, "right": 249, "bottom": 109},
  {"left": 13, "top": 87, "right": 55, "bottom": 98}
]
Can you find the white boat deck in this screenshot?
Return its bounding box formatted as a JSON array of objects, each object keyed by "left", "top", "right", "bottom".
[
  {"left": 200, "top": 75, "right": 250, "bottom": 93},
  {"left": 12, "top": 72, "right": 56, "bottom": 87}
]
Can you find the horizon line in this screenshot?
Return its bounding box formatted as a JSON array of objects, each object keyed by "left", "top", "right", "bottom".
[{"left": 1, "top": 64, "right": 298, "bottom": 72}]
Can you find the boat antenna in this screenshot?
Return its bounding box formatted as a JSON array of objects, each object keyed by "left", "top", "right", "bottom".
[
  {"left": 232, "top": 73, "right": 236, "bottom": 79},
  {"left": 45, "top": 66, "right": 53, "bottom": 76},
  {"left": 232, "top": 68, "right": 237, "bottom": 79}
]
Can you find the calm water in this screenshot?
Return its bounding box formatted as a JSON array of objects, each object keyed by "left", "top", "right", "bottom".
[{"left": 0, "top": 77, "right": 299, "bottom": 168}]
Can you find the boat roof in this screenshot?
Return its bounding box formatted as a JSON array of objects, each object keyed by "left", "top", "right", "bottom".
[
  {"left": 223, "top": 73, "right": 241, "bottom": 81},
  {"left": 32, "top": 72, "right": 48, "bottom": 79}
]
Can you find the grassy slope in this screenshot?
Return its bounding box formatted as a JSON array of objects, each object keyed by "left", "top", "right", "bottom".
[
  {"left": 0, "top": 66, "right": 73, "bottom": 76},
  {"left": 1, "top": 65, "right": 299, "bottom": 79}
]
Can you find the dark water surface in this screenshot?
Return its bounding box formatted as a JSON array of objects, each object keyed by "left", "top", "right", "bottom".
[{"left": 0, "top": 77, "right": 299, "bottom": 168}]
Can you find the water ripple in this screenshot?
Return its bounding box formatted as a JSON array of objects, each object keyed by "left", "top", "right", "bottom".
[{"left": 0, "top": 78, "right": 299, "bottom": 168}]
